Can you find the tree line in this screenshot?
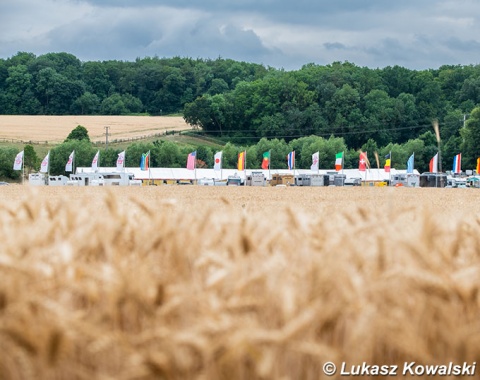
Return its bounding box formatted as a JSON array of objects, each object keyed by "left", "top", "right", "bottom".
[
  {"left": 0, "top": 52, "right": 268, "bottom": 116},
  {"left": 4, "top": 116, "right": 480, "bottom": 182},
  {"left": 1, "top": 52, "right": 480, "bottom": 167}
]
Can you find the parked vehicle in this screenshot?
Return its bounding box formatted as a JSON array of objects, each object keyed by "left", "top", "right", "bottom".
[
  {"left": 344, "top": 178, "right": 362, "bottom": 186},
  {"left": 246, "top": 172, "right": 266, "bottom": 186},
  {"left": 295, "top": 174, "right": 311, "bottom": 186},
  {"left": 391, "top": 173, "right": 420, "bottom": 187},
  {"left": 227, "top": 175, "right": 242, "bottom": 186},
  {"left": 420, "top": 172, "right": 447, "bottom": 188},
  {"left": 197, "top": 178, "right": 215, "bottom": 186},
  {"left": 270, "top": 174, "right": 294, "bottom": 186},
  {"left": 310, "top": 174, "right": 324, "bottom": 186}
]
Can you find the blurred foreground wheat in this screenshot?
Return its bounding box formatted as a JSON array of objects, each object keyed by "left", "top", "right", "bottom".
[{"left": 0, "top": 187, "right": 480, "bottom": 379}]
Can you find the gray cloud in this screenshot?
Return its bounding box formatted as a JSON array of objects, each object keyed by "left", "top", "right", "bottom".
[
  {"left": 1, "top": 0, "right": 480, "bottom": 70},
  {"left": 324, "top": 43, "right": 347, "bottom": 51}
]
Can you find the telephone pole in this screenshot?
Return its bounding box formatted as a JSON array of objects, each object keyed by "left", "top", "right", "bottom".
[{"left": 104, "top": 126, "right": 110, "bottom": 150}]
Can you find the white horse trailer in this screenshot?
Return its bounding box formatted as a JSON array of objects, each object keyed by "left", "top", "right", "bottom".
[
  {"left": 69, "top": 172, "right": 137, "bottom": 186},
  {"left": 29, "top": 173, "right": 47, "bottom": 186},
  {"left": 48, "top": 175, "right": 69, "bottom": 186}
]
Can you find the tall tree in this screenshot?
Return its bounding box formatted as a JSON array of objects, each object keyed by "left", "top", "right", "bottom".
[
  {"left": 24, "top": 144, "right": 39, "bottom": 174},
  {"left": 65, "top": 125, "right": 91, "bottom": 142},
  {"left": 461, "top": 106, "right": 480, "bottom": 169}
]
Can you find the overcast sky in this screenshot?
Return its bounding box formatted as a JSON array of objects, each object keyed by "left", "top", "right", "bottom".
[{"left": 1, "top": 0, "right": 480, "bottom": 70}]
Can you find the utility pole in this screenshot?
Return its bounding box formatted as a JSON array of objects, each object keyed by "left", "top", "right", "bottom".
[{"left": 104, "top": 126, "right": 109, "bottom": 150}]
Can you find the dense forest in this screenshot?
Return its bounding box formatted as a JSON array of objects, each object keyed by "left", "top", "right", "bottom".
[{"left": 1, "top": 51, "right": 480, "bottom": 174}]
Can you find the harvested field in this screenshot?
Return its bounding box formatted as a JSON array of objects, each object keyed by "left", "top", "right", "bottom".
[
  {"left": 1, "top": 186, "right": 480, "bottom": 379},
  {"left": 0, "top": 115, "right": 190, "bottom": 143}
]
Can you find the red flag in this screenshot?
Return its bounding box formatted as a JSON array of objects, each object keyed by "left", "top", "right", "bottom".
[
  {"left": 359, "top": 151, "right": 368, "bottom": 172},
  {"left": 429, "top": 153, "right": 438, "bottom": 173}
]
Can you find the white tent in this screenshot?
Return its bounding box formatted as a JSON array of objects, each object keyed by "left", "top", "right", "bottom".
[{"left": 75, "top": 167, "right": 420, "bottom": 182}]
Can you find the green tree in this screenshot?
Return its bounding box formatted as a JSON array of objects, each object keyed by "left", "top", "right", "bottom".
[
  {"left": 461, "top": 106, "right": 480, "bottom": 169},
  {"left": 155, "top": 141, "right": 184, "bottom": 167},
  {"left": 71, "top": 92, "right": 100, "bottom": 115},
  {"left": 183, "top": 95, "right": 214, "bottom": 130},
  {"left": 24, "top": 144, "right": 39, "bottom": 174},
  {"left": 418, "top": 131, "right": 440, "bottom": 172},
  {"left": 396, "top": 138, "right": 426, "bottom": 171},
  {"left": 381, "top": 65, "right": 413, "bottom": 98},
  {"left": 442, "top": 109, "right": 465, "bottom": 141},
  {"left": 101, "top": 93, "right": 128, "bottom": 115},
  {"left": 121, "top": 93, "right": 143, "bottom": 114},
  {"left": 49, "top": 139, "right": 96, "bottom": 175},
  {"left": 266, "top": 138, "right": 290, "bottom": 169},
  {"left": 325, "top": 84, "right": 364, "bottom": 148},
  {"left": 221, "top": 142, "right": 241, "bottom": 169},
  {"left": 65, "top": 125, "right": 91, "bottom": 142},
  {"left": 35, "top": 67, "right": 57, "bottom": 113},
  {"left": 4, "top": 65, "right": 40, "bottom": 114},
  {"left": 293, "top": 135, "right": 346, "bottom": 169},
  {"left": 0, "top": 146, "right": 21, "bottom": 180},
  {"left": 195, "top": 145, "right": 213, "bottom": 168},
  {"left": 100, "top": 148, "right": 122, "bottom": 167},
  {"left": 363, "top": 89, "right": 397, "bottom": 146},
  {"left": 82, "top": 61, "right": 112, "bottom": 99},
  {"left": 394, "top": 93, "right": 419, "bottom": 142},
  {"left": 207, "top": 78, "right": 229, "bottom": 95},
  {"left": 443, "top": 135, "right": 462, "bottom": 171},
  {"left": 126, "top": 142, "right": 156, "bottom": 168}
]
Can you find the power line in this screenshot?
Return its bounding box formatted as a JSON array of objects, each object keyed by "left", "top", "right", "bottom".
[{"left": 186, "top": 122, "right": 438, "bottom": 141}]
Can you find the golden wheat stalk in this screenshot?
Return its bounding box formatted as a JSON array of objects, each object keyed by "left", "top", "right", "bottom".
[
  {"left": 0, "top": 187, "right": 478, "bottom": 379},
  {"left": 374, "top": 151, "right": 380, "bottom": 169},
  {"left": 433, "top": 119, "right": 441, "bottom": 143}
]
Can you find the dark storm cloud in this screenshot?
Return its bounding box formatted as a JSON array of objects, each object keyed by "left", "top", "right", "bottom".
[{"left": 1, "top": 0, "right": 480, "bottom": 70}]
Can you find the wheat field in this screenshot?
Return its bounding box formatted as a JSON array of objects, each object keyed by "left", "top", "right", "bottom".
[
  {"left": 0, "top": 115, "right": 190, "bottom": 143},
  {"left": 1, "top": 186, "right": 480, "bottom": 379}
]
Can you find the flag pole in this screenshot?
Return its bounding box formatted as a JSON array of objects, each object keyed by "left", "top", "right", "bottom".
[
  {"left": 412, "top": 152, "right": 415, "bottom": 186},
  {"left": 364, "top": 151, "right": 367, "bottom": 184},
  {"left": 149, "top": 151, "right": 151, "bottom": 185},
  {"left": 269, "top": 149, "right": 272, "bottom": 180},
  {"left": 244, "top": 150, "right": 247, "bottom": 186},
  {"left": 389, "top": 150, "right": 392, "bottom": 186},
  {"left": 366, "top": 151, "right": 369, "bottom": 183},
  {"left": 47, "top": 150, "right": 50, "bottom": 185},
  {"left": 194, "top": 150, "right": 197, "bottom": 184},
  {"left": 341, "top": 151, "right": 344, "bottom": 186},
  {"left": 22, "top": 152, "right": 25, "bottom": 185},
  {"left": 293, "top": 150, "right": 296, "bottom": 178}
]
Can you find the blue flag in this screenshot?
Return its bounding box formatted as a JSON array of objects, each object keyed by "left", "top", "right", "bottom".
[
  {"left": 406, "top": 154, "right": 414, "bottom": 173},
  {"left": 287, "top": 151, "right": 295, "bottom": 170}
]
